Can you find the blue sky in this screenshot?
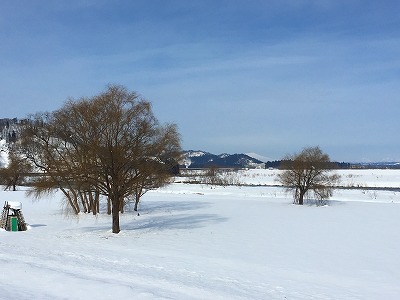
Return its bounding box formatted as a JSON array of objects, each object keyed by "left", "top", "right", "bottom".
[{"left": 1, "top": 1, "right": 399, "bottom": 162}]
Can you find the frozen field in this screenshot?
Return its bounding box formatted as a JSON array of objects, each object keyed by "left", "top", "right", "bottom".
[{"left": 0, "top": 169, "right": 399, "bottom": 299}]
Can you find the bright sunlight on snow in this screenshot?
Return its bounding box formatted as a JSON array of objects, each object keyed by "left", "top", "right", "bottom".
[{"left": 1, "top": 169, "right": 400, "bottom": 299}]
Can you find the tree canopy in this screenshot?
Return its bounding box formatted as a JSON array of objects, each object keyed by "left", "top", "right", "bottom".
[
  {"left": 21, "top": 85, "right": 181, "bottom": 233},
  {"left": 277, "top": 146, "right": 340, "bottom": 205}
]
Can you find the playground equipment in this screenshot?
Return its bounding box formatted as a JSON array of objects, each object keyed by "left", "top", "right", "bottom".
[{"left": 0, "top": 201, "right": 27, "bottom": 231}]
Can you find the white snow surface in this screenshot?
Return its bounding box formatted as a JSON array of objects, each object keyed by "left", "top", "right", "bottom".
[
  {"left": 236, "top": 168, "right": 400, "bottom": 188},
  {"left": 1, "top": 169, "right": 400, "bottom": 299}
]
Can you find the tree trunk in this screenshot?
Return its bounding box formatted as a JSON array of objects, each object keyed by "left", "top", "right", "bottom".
[
  {"left": 107, "top": 197, "right": 111, "bottom": 215},
  {"left": 68, "top": 189, "right": 81, "bottom": 214},
  {"left": 119, "top": 199, "right": 124, "bottom": 214},
  {"left": 134, "top": 186, "right": 142, "bottom": 211},
  {"left": 12, "top": 175, "right": 18, "bottom": 191},
  {"left": 64, "top": 189, "right": 80, "bottom": 214},
  {"left": 88, "top": 192, "right": 93, "bottom": 214},
  {"left": 111, "top": 197, "right": 121, "bottom": 234},
  {"left": 134, "top": 197, "right": 139, "bottom": 211},
  {"left": 89, "top": 192, "right": 98, "bottom": 216},
  {"left": 94, "top": 190, "right": 100, "bottom": 214},
  {"left": 80, "top": 191, "right": 88, "bottom": 213},
  {"left": 298, "top": 190, "right": 306, "bottom": 205}
]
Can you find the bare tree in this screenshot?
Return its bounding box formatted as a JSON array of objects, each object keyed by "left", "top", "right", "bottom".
[
  {"left": 20, "top": 112, "right": 85, "bottom": 214},
  {"left": 0, "top": 148, "right": 32, "bottom": 191},
  {"left": 277, "top": 146, "right": 340, "bottom": 205},
  {"left": 21, "top": 85, "right": 181, "bottom": 233}
]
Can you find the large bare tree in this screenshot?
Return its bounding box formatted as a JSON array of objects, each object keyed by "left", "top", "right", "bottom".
[
  {"left": 21, "top": 85, "right": 181, "bottom": 233},
  {"left": 277, "top": 146, "right": 340, "bottom": 205}
]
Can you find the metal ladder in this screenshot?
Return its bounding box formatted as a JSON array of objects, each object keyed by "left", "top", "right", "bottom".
[{"left": 0, "top": 203, "right": 9, "bottom": 229}]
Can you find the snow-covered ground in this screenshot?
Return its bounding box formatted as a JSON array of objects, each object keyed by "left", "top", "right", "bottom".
[
  {"left": 1, "top": 170, "right": 399, "bottom": 299},
  {"left": 235, "top": 168, "right": 400, "bottom": 188}
]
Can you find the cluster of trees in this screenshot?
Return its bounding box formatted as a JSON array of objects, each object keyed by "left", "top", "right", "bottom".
[
  {"left": 0, "top": 85, "right": 342, "bottom": 231},
  {"left": 0, "top": 148, "right": 32, "bottom": 191},
  {"left": 0, "top": 118, "right": 27, "bottom": 143},
  {"left": 265, "top": 159, "right": 351, "bottom": 169},
  {"left": 0, "top": 85, "right": 181, "bottom": 233}
]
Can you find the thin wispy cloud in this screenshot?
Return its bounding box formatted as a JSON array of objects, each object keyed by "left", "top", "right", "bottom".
[{"left": 0, "top": 1, "right": 399, "bottom": 161}]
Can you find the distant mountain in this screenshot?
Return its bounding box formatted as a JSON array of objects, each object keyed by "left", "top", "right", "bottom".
[
  {"left": 246, "top": 152, "right": 273, "bottom": 163},
  {"left": 181, "top": 150, "right": 265, "bottom": 169},
  {"left": 179, "top": 151, "right": 400, "bottom": 170}
]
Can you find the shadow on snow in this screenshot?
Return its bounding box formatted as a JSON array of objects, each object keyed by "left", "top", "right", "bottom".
[
  {"left": 132, "top": 200, "right": 213, "bottom": 215},
  {"left": 126, "top": 199, "right": 227, "bottom": 231},
  {"left": 79, "top": 199, "right": 227, "bottom": 233},
  {"left": 127, "top": 213, "right": 227, "bottom": 232}
]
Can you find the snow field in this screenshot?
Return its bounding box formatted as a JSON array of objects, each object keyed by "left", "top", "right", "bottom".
[{"left": 0, "top": 169, "right": 399, "bottom": 299}]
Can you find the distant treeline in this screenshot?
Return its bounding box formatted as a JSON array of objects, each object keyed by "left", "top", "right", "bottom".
[
  {"left": 265, "top": 160, "right": 400, "bottom": 169},
  {"left": 0, "top": 118, "right": 29, "bottom": 143}
]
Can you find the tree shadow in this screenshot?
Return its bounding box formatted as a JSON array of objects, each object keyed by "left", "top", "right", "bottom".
[
  {"left": 303, "top": 199, "right": 346, "bottom": 206},
  {"left": 132, "top": 200, "right": 213, "bottom": 215},
  {"left": 98, "top": 199, "right": 212, "bottom": 215},
  {"left": 29, "top": 224, "right": 47, "bottom": 228},
  {"left": 125, "top": 213, "right": 227, "bottom": 232},
  {"left": 125, "top": 199, "right": 227, "bottom": 231},
  {"left": 77, "top": 199, "right": 226, "bottom": 233}
]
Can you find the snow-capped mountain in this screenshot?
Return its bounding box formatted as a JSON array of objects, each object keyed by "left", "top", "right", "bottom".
[
  {"left": 245, "top": 152, "right": 273, "bottom": 163},
  {"left": 181, "top": 150, "right": 265, "bottom": 169}
]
